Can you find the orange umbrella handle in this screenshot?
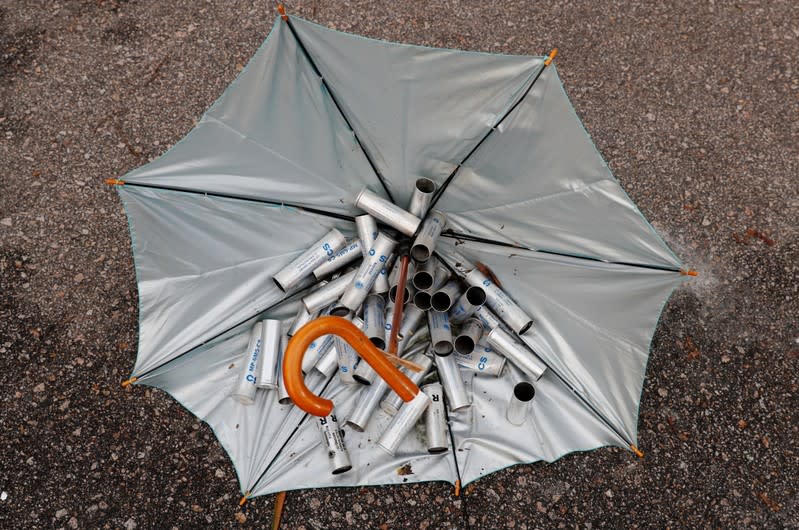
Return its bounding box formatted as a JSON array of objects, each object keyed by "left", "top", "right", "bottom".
[{"left": 283, "top": 316, "right": 421, "bottom": 416}]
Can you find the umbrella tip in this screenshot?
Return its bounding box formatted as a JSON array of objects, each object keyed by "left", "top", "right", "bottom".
[
  {"left": 105, "top": 178, "right": 125, "bottom": 186},
  {"left": 679, "top": 269, "right": 699, "bottom": 277},
  {"left": 544, "top": 48, "right": 558, "bottom": 66},
  {"left": 239, "top": 491, "right": 250, "bottom": 506},
  {"left": 454, "top": 480, "right": 461, "bottom": 497},
  {"left": 276, "top": 3, "right": 288, "bottom": 21},
  {"left": 630, "top": 444, "right": 645, "bottom": 458},
  {"left": 121, "top": 376, "right": 138, "bottom": 388}
]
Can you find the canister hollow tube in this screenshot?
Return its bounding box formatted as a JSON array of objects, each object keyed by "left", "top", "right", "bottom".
[{"left": 284, "top": 316, "right": 420, "bottom": 417}]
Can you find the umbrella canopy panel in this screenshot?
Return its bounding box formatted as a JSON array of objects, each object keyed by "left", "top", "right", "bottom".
[
  {"left": 119, "top": 186, "right": 353, "bottom": 376},
  {"left": 435, "top": 63, "right": 682, "bottom": 269}
]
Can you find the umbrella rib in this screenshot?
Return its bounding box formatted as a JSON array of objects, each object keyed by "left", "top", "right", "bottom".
[
  {"left": 116, "top": 180, "right": 355, "bottom": 223},
  {"left": 432, "top": 363, "right": 465, "bottom": 494},
  {"left": 283, "top": 16, "right": 395, "bottom": 204},
  {"left": 426, "top": 60, "right": 549, "bottom": 213},
  {"left": 441, "top": 231, "right": 682, "bottom": 273}
]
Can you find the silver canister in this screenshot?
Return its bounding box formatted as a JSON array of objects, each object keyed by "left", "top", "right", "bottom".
[
  {"left": 282, "top": 273, "right": 319, "bottom": 296},
  {"left": 432, "top": 279, "right": 463, "bottom": 313},
  {"left": 352, "top": 357, "right": 377, "bottom": 386},
  {"left": 277, "top": 335, "right": 292, "bottom": 405},
  {"left": 371, "top": 252, "right": 393, "bottom": 294},
  {"left": 422, "top": 383, "right": 448, "bottom": 454},
  {"left": 412, "top": 257, "right": 438, "bottom": 291},
  {"left": 395, "top": 304, "right": 427, "bottom": 353},
  {"left": 355, "top": 187, "right": 421, "bottom": 236},
  {"left": 317, "top": 315, "right": 363, "bottom": 377},
  {"left": 288, "top": 305, "right": 320, "bottom": 337},
  {"left": 506, "top": 382, "right": 536, "bottom": 425},
  {"left": 449, "top": 286, "right": 487, "bottom": 324},
  {"left": 487, "top": 328, "right": 547, "bottom": 380},
  {"left": 317, "top": 412, "right": 352, "bottom": 474},
  {"left": 398, "top": 305, "right": 426, "bottom": 340},
  {"left": 381, "top": 353, "right": 433, "bottom": 415},
  {"left": 413, "top": 290, "right": 433, "bottom": 311},
  {"left": 407, "top": 177, "right": 436, "bottom": 218},
  {"left": 230, "top": 322, "right": 263, "bottom": 405},
  {"left": 465, "top": 268, "right": 534, "bottom": 335},
  {"left": 314, "top": 339, "right": 339, "bottom": 377},
  {"left": 388, "top": 259, "right": 415, "bottom": 304},
  {"left": 335, "top": 335, "right": 358, "bottom": 384},
  {"left": 312, "top": 240, "right": 362, "bottom": 280},
  {"left": 434, "top": 353, "right": 470, "bottom": 411},
  {"left": 355, "top": 214, "right": 378, "bottom": 258},
  {"left": 474, "top": 304, "right": 505, "bottom": 331},
  {"left": 302, "top": 333, "right": 336, "bottom": 374},
  {"left": 302, "top": 270, "right": 357, "bottom": 314},
  {"left": 383, "top": 298, "right": 398, "bottom": 346},
  {"left": 346, "top": 377, "right": 390, "bottom": 432},
  {"left": 453, "top": 317, "right": 484, "bottom": 356},
  {"left": 410, "top": 210, "right": 447, "bottom": 262},
  {"left": 376, "top": 391, "right": 431, "bottom": 456},
  {"left": 273, "top": 228, "right": 346, "bottom": 292},
  {"left": 256, "top": 319, "right": 282, "bottom": 389},
  {"left": 454, "top": 341, "right": 506, "bottom": 377},
  {"left": 428, "top": 310, "right": 454, "bottom": 355},
  {"left": 338, "top": 233, "right": 397, "bottom": 312},
  {"left": 363, "top": 294, "right": 387, "bottom": 349}
]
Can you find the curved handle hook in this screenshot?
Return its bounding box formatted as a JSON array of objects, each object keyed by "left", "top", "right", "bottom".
[{"left": 283, "top": 316, "right": 420, "bottom": 416}]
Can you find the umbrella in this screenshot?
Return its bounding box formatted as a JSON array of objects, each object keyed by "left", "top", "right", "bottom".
[{"left": 111, "top": 11, "right": 694, "bottom": 504}]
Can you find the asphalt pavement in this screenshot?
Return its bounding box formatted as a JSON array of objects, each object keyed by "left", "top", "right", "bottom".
[{"left": 1, "top": 1, "right": 796, "bottom": 528}]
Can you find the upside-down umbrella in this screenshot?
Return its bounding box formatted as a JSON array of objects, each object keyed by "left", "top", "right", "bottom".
[{"left": 111, "top": 12, "right": 694, "bottom": 503}]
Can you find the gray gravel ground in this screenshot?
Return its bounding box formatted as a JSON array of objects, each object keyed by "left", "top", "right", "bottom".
[{"left": 1, "top": 0, "right": 797, "bottom": 528}]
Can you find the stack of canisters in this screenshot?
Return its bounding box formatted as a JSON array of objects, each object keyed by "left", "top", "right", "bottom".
[{"left": 230, "top": 178, "right": 547, "bottom": 474}]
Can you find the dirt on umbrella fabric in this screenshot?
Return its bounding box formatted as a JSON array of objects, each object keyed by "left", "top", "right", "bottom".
[{"left": 0, "top": 1, "right": 797, "bottom": 529}]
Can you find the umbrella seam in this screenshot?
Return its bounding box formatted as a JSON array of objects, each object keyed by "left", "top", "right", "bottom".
[{"left": 443, "top": 177, "right": 614, "bottom": 215}]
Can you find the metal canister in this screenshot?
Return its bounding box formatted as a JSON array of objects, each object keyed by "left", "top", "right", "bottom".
[
  {"left": 288, "top": 305, "right": 320, "bottom": 337},
  {"left": 487, "top": 327, "right": 547, "bottom": 380},
  {"left": 273, "top": 228, "right": 346, "bottom": 292},
  {"left": 346, "top": 377, "right": 389, "bottom": 432},
  {"left": 256, "top": 319, "right": 282, "bottom": 389},
  {"left": 449, "top": 286, "right": 487, "bottom": 324},
  {"left": 338, "top": 233, "right": 397, "bottom": 312},
  {"left": 474, "top": 304, "right": 505, "bottom": 331},
  {"left": 465, "top": 268, "right": 534, "bottom": 335},
  {"left": 454, "top": 341, "right": 506, "bottom": 377},
  {"left": 302, "top": 270, "right": 357, "bottom": 314},
  {"left": 413, "top": 257, "right": 438, "bottom": 291},
  {"left": 363, "top": 294, "right": 386, "bottom": 349},
  {"left": 317, "top": 412, "right": 352, "bottom": 474},
  {"left": 276, "top": 335, "right": 292, "bottom": 405},
  {"left": 434, "top": 353, "right": 470, "bottom": 411},
  {"left": 355, "top": 188, "right": 421, "bottom": 236},
  {"left": 407, "top": 177, "right": 436, "bottom": 218},
  {"left": 422, "top": 383, "right": 448, "bottom": 454},
  {"left": 506, "top": 382, "right": 535, "bottom": 425},
  {"left": 381, "top": 353, "right": 433, "bottom": 415},
  {"left": 428, "top": 310, "right": 453, "bottom": 355},
  {"left": 453, "top": 317, "right": 484, "bottom": 356},
  {"left": 355, "top": 214, "right": 378, "bottom": 258},
  {"left": 312, "top": 240, "right": 362, "bottom": 280},
  {"left": 410, "top": 210, "right": 446, "bottom": 262},
  {"left": 230, "top": 322, "right": 262, "bottom": 405},
  {"left": 376, "top": 391, "right": 431, "bottom": 456},
  {"left": 432, "top": 280, "right": 463, "bottom": 313}
]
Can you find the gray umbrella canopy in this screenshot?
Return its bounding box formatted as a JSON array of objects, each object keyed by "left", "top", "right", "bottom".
[{"left": 117, "top": 15, "right": 687, "bottom": 498}]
